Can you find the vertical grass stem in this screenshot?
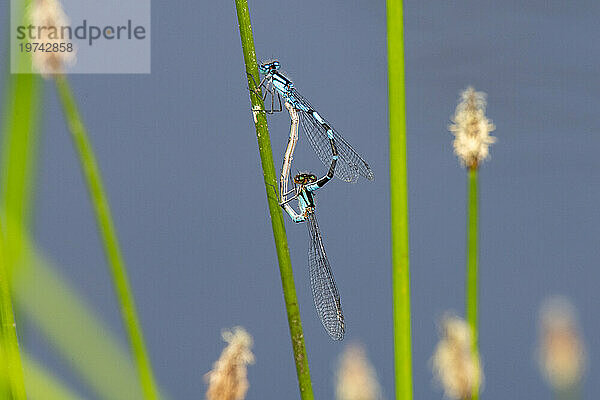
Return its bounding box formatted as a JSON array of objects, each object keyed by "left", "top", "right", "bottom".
[
  {"left": 466, "top": 167, "right": 479, "bottom": 400},
  {"left": 234, "top": 1, "right": 314, "bottom": 398},
  {"left": 0, "top": 220, "right": 27, "bottom": 400},
  {"left": 386, "top": 0, "right": 414, "bottom": 399}
]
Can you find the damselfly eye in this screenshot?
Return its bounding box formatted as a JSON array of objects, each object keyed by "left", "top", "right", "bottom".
[{"left": 259, "top": 61, "right": 280, "bottom": 74}]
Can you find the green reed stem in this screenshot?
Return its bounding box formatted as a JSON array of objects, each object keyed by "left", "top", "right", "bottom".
[
  {"left": 234, "top": 1, "right": 314, "bottom": 398},
  {"left": 466, "top": 167, "right": 479, "bottom": 400},
  {"left": 387, "top": 1, "right": 413, "bottom": 399},
  {"left": 54, "top": 75, "right": 161, "bottom": 400},
  {"left": 0, "top": 221, "right": 27, "bottom": 400}
]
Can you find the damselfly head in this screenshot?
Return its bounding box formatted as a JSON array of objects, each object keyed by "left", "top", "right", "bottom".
[
  {"left": 294, "top": 173, "right": 317, "bottom": 185},
  {"left": 258, "top": 60, "right": 280, "bottom": 75}
]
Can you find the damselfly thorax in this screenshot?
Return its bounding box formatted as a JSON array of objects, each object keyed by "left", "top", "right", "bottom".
[{"left": 296, "top": 187, "right": 315, "bottom": 216}]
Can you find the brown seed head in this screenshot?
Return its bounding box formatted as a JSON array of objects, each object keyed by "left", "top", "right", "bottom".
[
  {"left": 448, "top": 87, "right": 496, "bottom": 169},
  {"left": 28, "top": 0, "right": 76, "bottom": 76},
  {"left": 205, "top": 327, "right": 255, "bottom": 400},
  {"left": 335, "top": 343, "right": 382, "bottom": 400},
  {"left": 538, "top": 297, "right": 585, "bottom": 389},
  {"left": 432, "top": 315, "right": 482, "bottom": 399}
]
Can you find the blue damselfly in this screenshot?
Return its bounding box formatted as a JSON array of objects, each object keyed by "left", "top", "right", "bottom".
[
  {"left": 279, "top": 103, "right": 345, "bottom": 340},
  {"left": 257, "top": 60, "right": 374, "bottom": 184}
]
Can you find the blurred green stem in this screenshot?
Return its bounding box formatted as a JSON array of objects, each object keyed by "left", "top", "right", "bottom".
[
  {"left": 0, "top": 221, "right": 27, "bottom": 400},
  {"left": 234, "top": 1, "right": 314, "bottom": 398},
  {"left": 387, "top": 0, "right": 414, "bottom": 399},
  {"left": 54, "top": 75, "right": 161, "bottom": 400},
  {"left": 1, "top": 0, "right": 41, "bottom": 265},
  {"left": 466, "top": 167, "right": 479, "bottom": 400},
  {"left": 1, "top": 76, "right": 41, "bottom": 243}
]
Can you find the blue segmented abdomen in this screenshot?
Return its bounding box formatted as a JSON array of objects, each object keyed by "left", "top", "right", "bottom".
[
  {"left": 325, "top": 127, "right": 334, "bottom": 140},
  {"left": 306, "top": 183, "right": 319, "bottom": 192},
  {"left": 311, "top": 111, "right": 325, "bottom": 124},
  {"left": 311, "top": 111, "right": 334, "bottom": 139}
]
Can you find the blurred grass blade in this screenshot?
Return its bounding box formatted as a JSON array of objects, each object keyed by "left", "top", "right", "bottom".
[
  {"left": 1, "top": 75, "right": 41, "bottom": 235},
  {"left": 54, "top": 75, "right": 161, "bottom": 400},
  {"left": 234, "top": 1, "right": 314, "bottom": 398},
  {"left": 1, "top": 3, "right": 40, "bottom": 396},
  {"left": 12, "top": 242, "right": 146, "bottom": 400},
  {"left": 0, "top": 221, "right": 27, "bottom": 399},
  {"left": 1, "top": 0, "right": 43, "bottom": 260},
  {"left": 386, "top": 0, "right": 414, "bottom": 399},
  {"left": 23, "top": 353, "right": 85, "bottom": 400}
]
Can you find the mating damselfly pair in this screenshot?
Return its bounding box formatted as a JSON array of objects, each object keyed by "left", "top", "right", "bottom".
[{"left": 255, "top": 60, "right": 373, "bottom": 340}]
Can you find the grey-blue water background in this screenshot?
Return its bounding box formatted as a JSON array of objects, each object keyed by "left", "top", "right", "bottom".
[{"left": 1, "top": 0, "right": 599, "bottom": 399}]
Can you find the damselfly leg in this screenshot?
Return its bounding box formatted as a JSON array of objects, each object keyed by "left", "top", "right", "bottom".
[
  {"left": 262, "top": 81, "right": 282, "bottom": 113},
  {"left": 245, "top": 73, "right": 281, "bottom": 113}
]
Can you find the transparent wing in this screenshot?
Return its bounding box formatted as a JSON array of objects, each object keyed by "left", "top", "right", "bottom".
[
  {"left": 306, "top": 211, "right": 345, "bottom": 340},
  {"left": 293, "top": 90, "right": 374, "bottom": 183}
]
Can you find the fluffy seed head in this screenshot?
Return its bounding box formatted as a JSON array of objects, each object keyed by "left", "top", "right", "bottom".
[
  {"left": 335, "top": 344, "right": 382, "bottom": 400},
  {"left": 449, "top": 87, "right": 496, "bottom": 169},
  {"left": 432, "top": 315, "right": 482, "bottom": 399},
  {"left": 28, "top": 0, "right": 76, "bottom": 76},
  {"left": 538, "top": 297, "right": 585, "bottom": 389},
  {"left": 205, "top": 327, "right": 255, "bottom": 400}
]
